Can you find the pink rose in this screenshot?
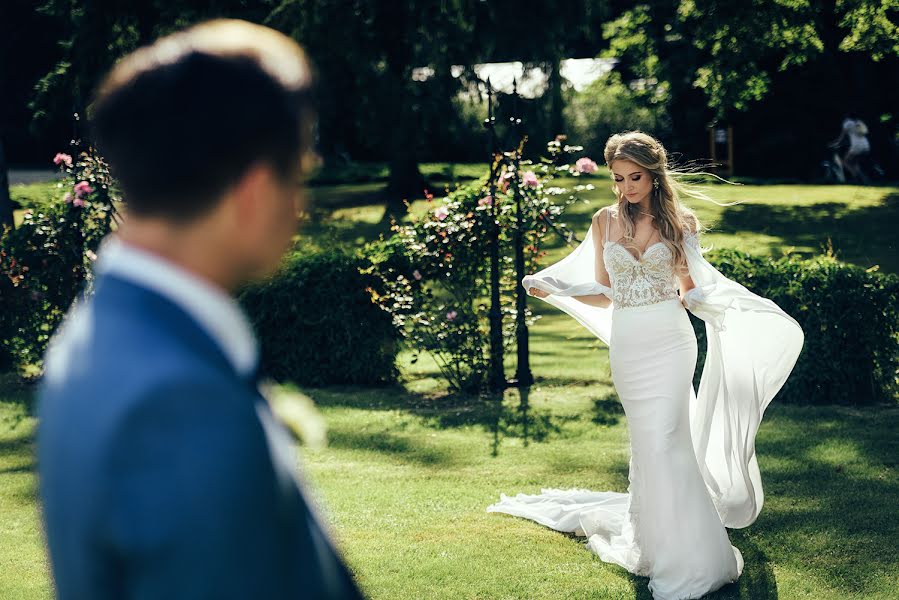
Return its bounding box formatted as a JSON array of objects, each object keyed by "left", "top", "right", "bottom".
[
  {"left": 522, "top": 171, "right": 539, "bottom": 188},
  {"left": 73, "top": 197, "right": 85, "bottom": 208},
  {"left": 478, "top": 195, "right": 493, "bottom": 207},
  {"left": 412, "top": 269, "right": 422, "bottom": 280},
  {"left": 63, "top": 193, "right": 73, "bottom": 204},
  {"left": 434, "top": 206, "right": 449, "bottom": 221},
  {"left": 73, "top": 181, "right": 94, "bottom": 197},
  {"left": 576, "top": 157, "right": 598, "bottom": 174},
  {"left": 53, "top": 153, "right": 73, "bottom": 168},
  {"left": 446, "top": 310, "right": 457, "bottom": 321}
]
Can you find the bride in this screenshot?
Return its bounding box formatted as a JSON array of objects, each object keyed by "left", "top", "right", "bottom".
[{"left": 487, "top": 131, "right": 804, "bottom": 599}]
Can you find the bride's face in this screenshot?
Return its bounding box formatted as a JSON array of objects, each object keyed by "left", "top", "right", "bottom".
[{"left": 610, "top": 160, "right": 652, "bottom": 204}]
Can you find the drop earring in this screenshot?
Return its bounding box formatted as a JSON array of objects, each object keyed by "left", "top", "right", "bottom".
[{"left": 653, "top": 178, "right": 660, "bottom": 189}]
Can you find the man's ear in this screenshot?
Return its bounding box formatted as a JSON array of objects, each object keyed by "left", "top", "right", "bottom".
[{"left": 230, "top": 161, "right": 273, "bottom": 224}]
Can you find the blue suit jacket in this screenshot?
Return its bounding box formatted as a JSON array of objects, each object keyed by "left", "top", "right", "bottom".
[{"left": 37, "top": 273, "right": 364, "bottom": 599}]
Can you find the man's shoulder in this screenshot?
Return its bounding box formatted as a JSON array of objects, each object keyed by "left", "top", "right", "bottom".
[
  {"left": 38, "top": 281, "right": 245, "bottom": 444},
  {"left": 42, "top": 295, "right": 216, "bottom": 397}
]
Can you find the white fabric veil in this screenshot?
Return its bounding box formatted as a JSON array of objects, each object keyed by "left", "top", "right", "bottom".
[{"left": 521, "top": 221, "right": 804, "bottom": 529}]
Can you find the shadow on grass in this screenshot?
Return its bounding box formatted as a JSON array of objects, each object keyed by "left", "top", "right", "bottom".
[
  {"left": 536, "top": 495, "right": 777, "bottom": 599},
  {"left": 299, "top": 213, "right": 394, "bottom": 249},
  {"left": 0, "top": 462, "right": 35, "bottom": 475},
  {"left": 625, "top": 529, "right": 778, "bottom": 599},
  {"left": 469, "top": 402, "right": 897, "bottom": 597},
  {"left": 0, "top": 404, "right": 36, "bottom": 460},
  {"left": 592, "top": 395, "right": 625, "bottom": 427},
  {"left": 307, "top": 384, "right": 622, "bottom": 456},
  {"left": 326, "top": 428, "right": 462, "bottom": 467},
  {"left": 717, "top": 193, "right": 899, "bottom": 273},
  {"left": 746, "top": 404, "right": 899, "bottom": 596}
]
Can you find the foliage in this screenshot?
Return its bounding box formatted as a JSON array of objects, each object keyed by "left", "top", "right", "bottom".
[
  {"left": 835, "top": 0, "right": 899, "bottom": 61},
  {"left": 678, "top": 0, "right": 825, "bottom": 115},
  {"left": 29, "top": 0, "right": 270, "bottom": 136},
  {"left": 0, "top": 146, "right": 118, "bottom": 375},
  {"left": 592, "top": 1, "right": 899, "bottom": 177},
  {"left": 563, "top": 70, "right": 672, "bottom": 160},
  {"left": 239, "top": 243, "right": 400, "bottom": 387},
  {"left": 690, "top": 245, "right": 899, "bottom": 405},
  {"left": 600, "top": 1, "right": 898, "bottom": 120},
  {"left": 362, "top": 139, "right": 599, "bottom": 392}
]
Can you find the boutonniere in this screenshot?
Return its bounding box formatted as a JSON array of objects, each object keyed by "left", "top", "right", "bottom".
[{"left": 258, "top": 379, "right": 328, "bottom": 450}]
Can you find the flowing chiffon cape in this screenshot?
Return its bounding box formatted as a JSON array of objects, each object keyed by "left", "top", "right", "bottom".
[{"left": 521, "top": 222, "right": 804, "bottom": 528}]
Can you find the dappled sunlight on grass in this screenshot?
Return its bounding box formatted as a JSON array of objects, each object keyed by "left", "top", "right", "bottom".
[
  {"left": 2, "top": 173, "right": 897, "bottom": 598},
  {"left": 0, "top": 387, "right": 49, "bottom": 599},
  {"left": 2, "top": 325, "right": 897, "bottom": 599}
]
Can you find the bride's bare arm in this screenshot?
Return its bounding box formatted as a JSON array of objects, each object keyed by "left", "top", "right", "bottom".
[
  {"left": 573, "top": 208, "right": 613, "bottom": 308},
  {"left": 573, "top": 293, "right": 612, "bottom": 307},
  {"left": 678, "top": 226, "right": 699, "bottom": 306}
]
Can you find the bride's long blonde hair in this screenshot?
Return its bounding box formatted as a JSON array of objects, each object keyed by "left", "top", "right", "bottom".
[{"left": 602, "top": 130, "right": 741, "bottom": 276}]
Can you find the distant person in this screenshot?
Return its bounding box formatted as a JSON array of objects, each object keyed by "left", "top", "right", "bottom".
[
  {"left": 829, "top": 112, "right": 871, "bottom": 182},
  {"left": 37, "top": 19, "right": 364, "bottom": 599}
]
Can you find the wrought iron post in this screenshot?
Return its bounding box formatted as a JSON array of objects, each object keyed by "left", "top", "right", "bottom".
[
  {"left": 483, "top": 78, "right": 505, "bottom": 392},
  {"left": 510, "top": 79, "right": 533, "bottom": 386}
]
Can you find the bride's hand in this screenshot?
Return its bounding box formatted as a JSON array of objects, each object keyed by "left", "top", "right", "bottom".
[{"left": 528, "top": 287, "right": 550, "bottom": 298}]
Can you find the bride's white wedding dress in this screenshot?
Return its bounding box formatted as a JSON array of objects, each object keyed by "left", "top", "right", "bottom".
[{"left": 487, "top": 209, "right": 803, "bottom": 599}]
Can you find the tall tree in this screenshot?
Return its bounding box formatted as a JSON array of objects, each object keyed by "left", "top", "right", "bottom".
[
  {"left": 0, "top": 140, "right": 12, "bottom": 230},
  {"left": 29, "top": 1, "right": 271, "bottom": 148},
  {"left": 598, "top": 0, "right": 898, "bottom": 174},
  {"left": 268, "top": 0, "right": 481, "bottom": 215}
]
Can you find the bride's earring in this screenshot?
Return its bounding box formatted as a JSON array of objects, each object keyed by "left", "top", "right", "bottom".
[{"left": 653, "top": 178, "right": 660, "bottom": 190}]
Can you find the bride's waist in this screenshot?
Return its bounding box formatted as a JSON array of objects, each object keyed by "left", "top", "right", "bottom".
[{"left": 612, "top": 297, "right": 683, "bottom": 313}]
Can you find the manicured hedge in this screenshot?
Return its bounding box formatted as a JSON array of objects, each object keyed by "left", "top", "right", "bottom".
[
  {"left": 239, "top": 245, "right": 400, "bottom": 387},
  {"left": 689, "top": 249, "right": 898, "bottom": 406}
]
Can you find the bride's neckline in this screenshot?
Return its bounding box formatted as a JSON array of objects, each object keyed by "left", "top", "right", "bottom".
[{"left": 604, "top": 239, "right": 667, "bottom": 263}]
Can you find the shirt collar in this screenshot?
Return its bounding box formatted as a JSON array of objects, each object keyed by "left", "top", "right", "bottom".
[{"left": 94, "top": 235, "right": 259, "bottom": 377}]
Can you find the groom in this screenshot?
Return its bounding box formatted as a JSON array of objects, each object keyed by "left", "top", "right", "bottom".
[{"left": 37, "top": 19, "right": 364, "bottom": 599}]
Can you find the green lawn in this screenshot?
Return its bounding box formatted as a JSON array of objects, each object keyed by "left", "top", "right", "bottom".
[
  {"left": 2, "top": 170, "right": 898, "bottom": 598},
  {"left": 12, "top": 164, "right": 898, "bottom": 274},
  {"left": 295, "top": 166, "right": 899, "bottom": 274}
]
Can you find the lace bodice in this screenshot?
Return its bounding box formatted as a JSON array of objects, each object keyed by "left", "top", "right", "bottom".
[
  {"left": 603, "top": 241, "right": 679, "bottom": 308},
  {"left": 602, "top": 211, "right": 680, "bottom": 308}
]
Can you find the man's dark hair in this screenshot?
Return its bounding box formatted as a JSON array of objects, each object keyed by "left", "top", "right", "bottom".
[{"left": 89, "top": 19, "right": 317, "bottom": 221}]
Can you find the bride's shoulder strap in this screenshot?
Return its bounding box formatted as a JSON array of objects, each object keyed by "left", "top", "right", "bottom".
[
  {"left": 592, "top": 205, "right": 617, "bottom": 244},
  {"left": 605, "top": 207, "right": 612, "bottom": 242}
]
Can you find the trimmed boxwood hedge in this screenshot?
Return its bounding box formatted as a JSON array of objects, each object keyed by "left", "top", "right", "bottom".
[
  {"left": 690, "top": 249, "right": 898, "bottom": 406},
  {"left": 239, "top": 245, "right": 399, "bottom": 387},
  {"left": 242, "top": 243, "right": 897, "bottom": 403}
]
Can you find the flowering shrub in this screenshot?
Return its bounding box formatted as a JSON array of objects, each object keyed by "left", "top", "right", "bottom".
[
  {"left": 0, "top": 145, "right": 118, "bottom": 375},
  {"left": 362, "top": 138, "right": 598, "bottom": 392}
]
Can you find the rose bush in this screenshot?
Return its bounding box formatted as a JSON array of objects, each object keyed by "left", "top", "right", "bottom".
[
  {"left": 0, "top": 145, "right": 118, "bottom": 375},
  {"left": 362, "top": 138, "right": 599, "bottom": 392}
]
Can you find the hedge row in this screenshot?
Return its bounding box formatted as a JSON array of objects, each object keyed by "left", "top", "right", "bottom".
[
  {"left": 690, "top": 248, "right": 898, "bottom": 405},
  {"left": 3, "top": 238, "right": 896, "bottom": 405},
  {"left": 238, "top": 245, "right": 399, "bottom": 387}
]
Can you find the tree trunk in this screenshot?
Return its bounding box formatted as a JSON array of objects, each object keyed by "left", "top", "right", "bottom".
[
  {"left": 0, "top": 139, "right": 13, "bottom": 230},
  {"left": 375, "top": 3, "right": 429, "bottom": 219},
  {"left": 383, "top": 154, "right": 427, "bottom": 217},
  {"left": 548, "top": 55, "right": 565, "bottom": 138}
]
